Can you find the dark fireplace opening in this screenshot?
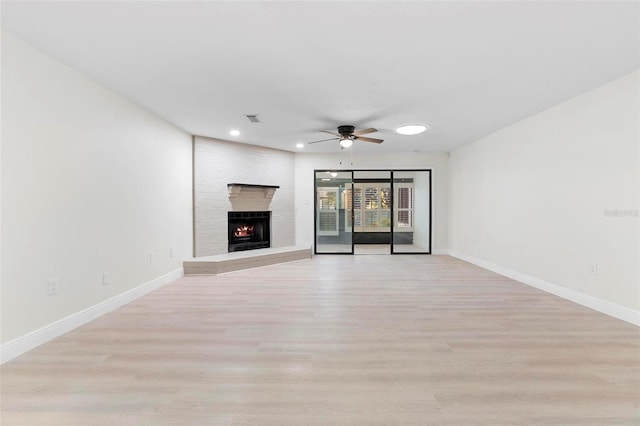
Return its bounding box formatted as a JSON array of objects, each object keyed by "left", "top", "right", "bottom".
[{"left": 228, "top": 211, "right": 271, "bottom": 252}]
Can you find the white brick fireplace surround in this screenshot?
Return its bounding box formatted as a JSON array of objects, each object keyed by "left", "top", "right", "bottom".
[{"left": 193, "top": 136, "right": 296, "bottom": 257}]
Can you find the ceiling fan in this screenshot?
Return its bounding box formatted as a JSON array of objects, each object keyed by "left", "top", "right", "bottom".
[{"left": 308, "top": 125, "right": 384, "bottom": 148}]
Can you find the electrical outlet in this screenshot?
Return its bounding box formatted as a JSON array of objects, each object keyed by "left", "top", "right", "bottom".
[
  {"left": 102, "top": 272, "right": 110, "bottom": 286},
  {"left": 47, "top": 279, "right": 58, "bottom": 295},
  {"left": 590, "top": 264, "right": 598, "bottom": 275}
]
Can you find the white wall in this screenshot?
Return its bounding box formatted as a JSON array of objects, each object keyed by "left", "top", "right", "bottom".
[
  {"left": 1, "top": 32, "right": 193, "bottom": 346},
  {"left": 449, "top": 70, "right": 639, "bottom": 314},
  {"left": 294, "top": 151, "right": 449, "bottom": 252},
  {"left": 194, "top": 136, "right": 295, "bottom": 256}
]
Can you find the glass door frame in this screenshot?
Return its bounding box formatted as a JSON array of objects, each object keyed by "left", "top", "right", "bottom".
[
  {"left": 313, "top": 170, "right": 354, "bottom": 255},
  {"left": 313, "top": 169, "right": 432, "bottom": 255},
  {"left": 352, "top": 171, "right": 392, "bottom": 249},
  {"left": 390, "top": 170, "right": 432, "bottom": 254}
]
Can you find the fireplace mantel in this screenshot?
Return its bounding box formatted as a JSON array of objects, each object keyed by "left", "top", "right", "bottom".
[{"left": 227, "top": 183, "right": 280, "bottom": 200}]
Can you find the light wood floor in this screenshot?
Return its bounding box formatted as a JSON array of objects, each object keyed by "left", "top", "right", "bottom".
[{"left": 1, "top": 255, "right": 639, "bottom": 425}]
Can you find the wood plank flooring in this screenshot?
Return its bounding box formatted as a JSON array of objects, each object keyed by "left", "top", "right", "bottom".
[{"left": 1, "top": 255, "right": 638, "bottom": 425}]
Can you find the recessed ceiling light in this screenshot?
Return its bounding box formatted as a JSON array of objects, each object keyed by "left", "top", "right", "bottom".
[
  {"left": 230, "top": 129, "right": 240, "bottom": 137},
  {"left": 296, "top": 143, "right": 304, "bottom": 149},
  {"left": 396, "top": 124, "right": 428, "bottom": 135}
]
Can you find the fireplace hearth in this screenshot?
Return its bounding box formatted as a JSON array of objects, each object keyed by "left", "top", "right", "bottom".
[{"left": 228, "top": 211, "right": 271, "bottom": 252}]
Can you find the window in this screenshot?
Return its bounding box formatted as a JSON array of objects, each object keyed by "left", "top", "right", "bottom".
[
  {"left": 340, "top": 181, "right": 415, "bottom": 233},
  {"left": 317, "top": 188, "right": 339, "bottom": 236},
  {"left": 352, "top": 183, "right": 391, "bottom": 232},
  {"left": 394, "top": 184, "right": 413, "bottom": 231}
]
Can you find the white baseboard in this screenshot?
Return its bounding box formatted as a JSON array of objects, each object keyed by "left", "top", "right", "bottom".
[
  {"left": 446, "top": 250, "right": 639, "bottom": 327},
  {"left": 432, "top": 249, "right": 450, "bottom": 255},
  {"left": 0, "top": 268, "right": 184, "bottom": 365}
]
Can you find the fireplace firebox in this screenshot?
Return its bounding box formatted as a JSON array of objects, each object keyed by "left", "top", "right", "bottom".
[{"left": 228, "top": 211, "right": 271, "bottom": 252}]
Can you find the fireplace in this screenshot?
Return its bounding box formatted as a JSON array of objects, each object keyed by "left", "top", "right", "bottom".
[{"left": 228, "top": 211, "right": 271, "bottom": 252}]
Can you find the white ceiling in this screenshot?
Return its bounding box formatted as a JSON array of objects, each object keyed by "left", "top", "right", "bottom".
[{"left": 2, "top": 1, "right": 639, "bottom": 153}]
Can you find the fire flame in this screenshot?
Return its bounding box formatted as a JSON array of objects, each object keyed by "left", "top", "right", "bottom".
[{"left": 234, "top": 225, "right": 254, "bottom": 237}]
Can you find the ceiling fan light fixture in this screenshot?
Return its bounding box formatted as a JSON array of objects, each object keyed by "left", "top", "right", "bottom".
[
  {"left": 339, "top": 137, "right": 353, "bottom": 148},
  {"left": 396, "top": 124, "right": 428, "bottom": 135}
]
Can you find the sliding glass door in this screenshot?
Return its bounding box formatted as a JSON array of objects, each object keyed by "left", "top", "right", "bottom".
[
  {"left": 314, "top": 169, "right": 431, "bottom": 255},
  {"left": 352, "top": 171, "right": 392, "bottom": 251},
  {"left": 314, "top": 171, "right": 353, "bottom": 254}
]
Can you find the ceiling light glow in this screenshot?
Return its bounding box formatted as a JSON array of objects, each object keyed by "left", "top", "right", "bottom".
[
  {"left": 230, "top": 129, "right": 240, "bottom": 137},
  {"left": 339, "top": 137, "right": 353, "bottom": 148},
  {"left": 296, "top": 143, "right": 304, "bottom": 149},
  {"left": 396, "top": 124, "right": 428, "bottom": 135}
]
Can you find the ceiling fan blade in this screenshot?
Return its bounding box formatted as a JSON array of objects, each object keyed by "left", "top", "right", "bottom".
[
  {"left": 356, "top": 136, "right": 384, "bottom": 144},
  {"left": 353, "top": 127, "right": 377, "bottom": 136},
  {"left": 308, "top": 137, "right": 339, "bottom": 144},
  {"left": 319, "top": 130, "right": 341, "bottom": 137}
]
